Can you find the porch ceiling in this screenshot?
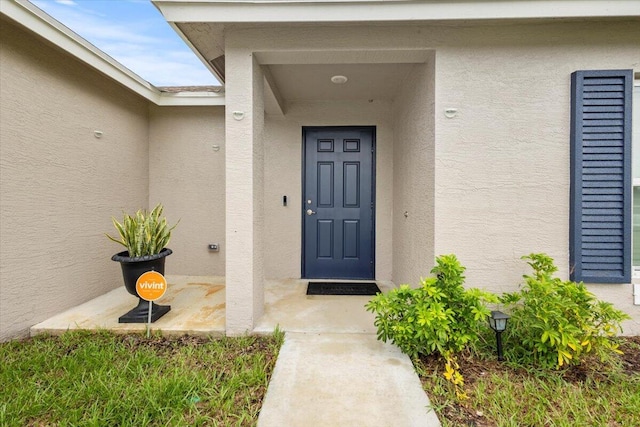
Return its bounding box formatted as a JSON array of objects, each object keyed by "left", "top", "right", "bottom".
[
  {"left": 264, "top": 63, "right": 414, "bottom": 103},
  {"left": 168, "top": 20, "right": 432, "bottom": 112}
]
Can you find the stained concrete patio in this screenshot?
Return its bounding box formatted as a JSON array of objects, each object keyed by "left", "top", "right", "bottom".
[
  {"left": 30, "top": 276, "right": 395, "bottom": 336},
  {"left": 30, "top": 276, "right": 227, "bottom": 337}
]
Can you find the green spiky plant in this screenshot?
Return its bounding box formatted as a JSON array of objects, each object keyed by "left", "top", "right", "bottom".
[{"left": 106, "top": 204, "right": 179, "bottom": 258}]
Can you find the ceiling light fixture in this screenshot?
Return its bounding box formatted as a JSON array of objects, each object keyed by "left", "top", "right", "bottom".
[{"left": 331, "top": 75, "right": 348, "bottom": 84}]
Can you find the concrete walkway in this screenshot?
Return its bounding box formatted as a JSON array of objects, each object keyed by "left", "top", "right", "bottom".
[{"left": 258, "top": 332, "right": 441, "bottom": 427}]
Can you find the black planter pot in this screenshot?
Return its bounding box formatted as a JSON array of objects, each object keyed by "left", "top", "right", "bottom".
[{"left": 112, "top": 248, "right": 172, "bottom": 323}]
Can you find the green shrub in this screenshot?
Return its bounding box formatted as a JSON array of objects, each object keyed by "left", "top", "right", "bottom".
[
  {"left": 500, "top": 253, "right": 630, "bottom": 369},
  {"left": 366, "top": 254, "right": 495, "bottom": 359}
]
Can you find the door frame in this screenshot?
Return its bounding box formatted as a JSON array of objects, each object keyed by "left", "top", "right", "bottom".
[{"left": 301, "top": 125, "right": 377, "bottom": 279}]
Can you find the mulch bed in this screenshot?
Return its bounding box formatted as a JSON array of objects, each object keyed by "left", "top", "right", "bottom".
[{"left": 418, "top": 337, "right": 640, "bottom": 427}]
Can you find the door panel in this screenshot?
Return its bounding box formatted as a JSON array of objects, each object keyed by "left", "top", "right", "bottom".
[{"left": 303, "top": 127, "right": 375, "bottom": 279}]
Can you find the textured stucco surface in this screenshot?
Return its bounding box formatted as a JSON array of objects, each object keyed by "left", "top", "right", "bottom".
[
  {"left": 0, "top": 18, "right": 149, "bottom": 341},
  {"left": 149, "top": 105, "right": 226, "bottom": 276},
  {"left": 224, "top": 44, "right": 265, "bottom": 335},
  {"left": 2, "top": 16, "right": 639, "bottom": 338},
  {"left": 392, "top": 60, "right": 436, "bottom": 287},
  {"left": 430, "top": 22, "right": 640, "bottom": 334},
  {"left": 225, "top": 20, "right": 640, "bottom": 334},
  {"left": 264, "top": 100, "right": 394, "bottom": 281}
]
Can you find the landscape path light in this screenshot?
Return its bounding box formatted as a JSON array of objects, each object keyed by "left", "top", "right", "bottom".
[{"left": 488, "top": 310, "right": 510, "bottom": 361}]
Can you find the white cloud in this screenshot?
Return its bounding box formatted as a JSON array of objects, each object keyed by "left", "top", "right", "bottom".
[
  {"left": 99, "top": 43, "right": 217, "bottom": 86},
  {"left": 55, "top": 0, "right": 77, "bottom": 5},
  {"left": 69, "top": 20, "right": 162, "bottom": 45},
  {"left": 34, "top": 2, "right": 160, "bottom": 45}
]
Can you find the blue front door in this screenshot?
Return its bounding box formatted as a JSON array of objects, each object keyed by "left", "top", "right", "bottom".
[{"left": 302, "top": 127, "right": 375, "bottom": 279}]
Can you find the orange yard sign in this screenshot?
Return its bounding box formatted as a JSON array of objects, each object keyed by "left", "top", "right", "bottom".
[{"left": 136, "top": 271, "right": 167, "bottom": 302}]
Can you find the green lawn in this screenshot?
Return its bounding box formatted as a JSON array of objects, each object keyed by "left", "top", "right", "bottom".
[
  {"left": 417, "top": 337, "right": 640, "bottom": 427},
  {"left": 4, "top": 329, "right": 638, "bottom": 426},
  {"left": 0, "top": 330, "right": 283, "bottom": 427}
]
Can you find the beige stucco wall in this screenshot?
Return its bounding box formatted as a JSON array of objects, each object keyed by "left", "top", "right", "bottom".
[
  {"left": 392, "top": 60, "right": 436, "bottom": 287},
  {"left": 5, "top": 16, "right": 635, "bottom": 339},
  {"left": 264, "top": 100, "right": 394, "bottom": 281},
  {"left": 431, "top": 22, "right": 640, "bottom": 334},
  {"left": 432, "top": 22, "right": 636, "bottom": 288},
  {"left": 225, "top": 20, "right": 640, "bottom": 334},
  {"left": 0, "top": 18, "right": 149, "bottom": 341},
  {"left": 149, "top": 105, "right": 226, "bottom": 276}
]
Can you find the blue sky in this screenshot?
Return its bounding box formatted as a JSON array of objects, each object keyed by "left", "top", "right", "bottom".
[{"left": 31, "top": 0, "right": 219, "bottom": 86}]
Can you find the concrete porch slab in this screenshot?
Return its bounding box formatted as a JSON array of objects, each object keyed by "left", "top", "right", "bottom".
[
  {"left": 255, "top": 279, "right": 395, "bottom": 334},
  {"left": 31, "top": 277, "right": 394, "bottom": 337},
  {"left": 30, "top": 276, "right": 226, "bottom": 337}
]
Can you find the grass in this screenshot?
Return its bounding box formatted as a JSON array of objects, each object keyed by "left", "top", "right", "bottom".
[
  {"left": 416, "top": 337, "right": 640, "bottom": 427},
  {"left": 0, "top": 329, "right": 284, "bottom": 427}
]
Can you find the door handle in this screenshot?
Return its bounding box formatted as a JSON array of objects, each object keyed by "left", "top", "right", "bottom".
[{"left": 306, "top": 209, "right": 317, "bottom": 216}]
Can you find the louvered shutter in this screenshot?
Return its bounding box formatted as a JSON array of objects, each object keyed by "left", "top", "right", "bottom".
[{"left": 570, "top": 69, "right": 632, "bottom": 283}]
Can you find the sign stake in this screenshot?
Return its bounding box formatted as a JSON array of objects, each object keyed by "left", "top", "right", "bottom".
[
  {"left": 135, "top": 271, "right": 168, "bottom": 339},
  {"left": 147, "top": 301, "right": 152, "bottom": 337}
]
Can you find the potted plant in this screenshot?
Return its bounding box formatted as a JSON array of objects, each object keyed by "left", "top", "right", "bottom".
[{"left": 107, "top": 204, "right": 178, "bottom": 323}]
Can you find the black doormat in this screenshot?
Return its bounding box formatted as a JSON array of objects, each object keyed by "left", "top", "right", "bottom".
[{"left": 307, "top": 282, "right": 381, "bottom": 296}]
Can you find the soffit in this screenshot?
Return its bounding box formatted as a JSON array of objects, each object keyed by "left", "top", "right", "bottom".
[{"left": 175, "top": 22, "right": 225, "bottom": 70}]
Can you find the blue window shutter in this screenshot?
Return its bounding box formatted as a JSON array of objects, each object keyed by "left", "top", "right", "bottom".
[{"left": 570, "top": 69, "right": 632, "bottom": 283}]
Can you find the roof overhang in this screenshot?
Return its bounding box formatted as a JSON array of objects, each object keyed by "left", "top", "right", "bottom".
[
  {"left": 0, "top": 0, "right": 225, "bottom": 106},
  {"left": 153, "top": 0, "right": 640, "bottom": 23},
  {"left": 153, "top": 0, "right": 639, "bottom": 114}
]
